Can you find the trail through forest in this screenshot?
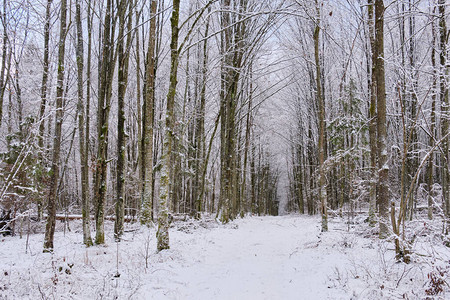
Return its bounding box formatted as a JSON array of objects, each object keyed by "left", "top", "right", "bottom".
[
  {"left": 147, "top": 215, "right": 354, "bottom": 299},
  {"left": 2, "top": 214, "right": 445, "bottom": 299}
]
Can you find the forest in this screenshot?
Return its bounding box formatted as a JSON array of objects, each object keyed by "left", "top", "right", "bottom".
[{"left": 0, "top": 0, "right": 449, "bottom": 298}]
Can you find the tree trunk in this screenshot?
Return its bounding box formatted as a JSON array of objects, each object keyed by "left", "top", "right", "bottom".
[
  {"left": 115, "top": 0, "right": 133, "bottom": 240},
  {"left": 438, "top": 0, "right": 449, "bottom": 233},
  {"left": 135, "top": 5, "right": 142, "bottom": 176},
  {"left": 242, "top": 64, "right": 253, "bottom": 216},
  {"left": 141, "top": 0, "right": 158, "bottom": 225},
  {"left": 367, "top": 0, "right": 377, "bottom": 227},
  {"left": 219, "top": 0, "right": 234, "bottom": 223},
  {"left": 75, "top": 0, "right": 93, "bottom": 247},
  {"left": 427, "top": 8, "right": 437, "bottom": 221},
  {"left": 405, "top": 0, "right": 418, "bottom": 221},
  {"left": 44, "top": 0, "right": 67, "bottom": 251},
  {"left": 38, "top": 0, "right": 53, "bottom": 153},
  {"left": 85, "top": 0, "right": 92, "bottom": 221},
  {"left": 157, "top": 0, "right": 181, "bottom": 251},
  {"left": 307, "top": 120, "right": 315, "bottom": 215},
  {"left": 94, "top": 0, "right": 117, "bottom": 245},
  {"left": 314, "top": 1, "right": 327, "bottom": 232},
  {"left": 0, "top": 0, "right": 9, "bottom": 127},
  {"left": 194, "top": 10, "right": 210, "bottom": 215},
  {"left": 218, "top": 0, "right": 247, "bottom": 223},
  {"left": 374, "top": 0, "right": 389, "bottom": 238}
]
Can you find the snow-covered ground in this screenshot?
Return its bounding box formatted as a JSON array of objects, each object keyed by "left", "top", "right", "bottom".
[{"left": 0, "top": 214, "right": 449, "bottom": 299}]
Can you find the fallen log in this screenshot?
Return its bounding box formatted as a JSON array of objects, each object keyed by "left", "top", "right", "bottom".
[{"left": 43, "top": 214, "right": 139, "bottom": 223}]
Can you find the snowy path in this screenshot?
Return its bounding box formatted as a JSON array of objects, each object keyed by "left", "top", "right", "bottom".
[
  {"left": 2, "top": 214, "right": 440, "bottom": 299},
  {"left": 142, "top": 216, "right": 357, "bottom": 299}
]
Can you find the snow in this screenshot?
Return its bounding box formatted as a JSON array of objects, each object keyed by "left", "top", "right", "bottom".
[{"left": 0, "top": 215, "right": 449, "bottom": 299}]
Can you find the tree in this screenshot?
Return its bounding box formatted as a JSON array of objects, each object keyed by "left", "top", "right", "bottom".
[
  {"left": 85, "top": 0, "right": 93, "bottom": 226},
  {"left": 157, "top": 0, "right": 181, "bottom": 251},
  {"left": 314, "top": 0, "right": 327, "bottom": 232},
  {"left": 374, "top": 0, "right": 389, "bottom": 239},
  {"left": 43, "top": 0, "right": 67, "bottom": 251},
  {"left": 437, "top": 0, "right": 449, "bottom": 233},
  {"left": 94, "top": 0, "right": 118, "bottom": 245},
  {"left": 217, "top": 0, "right": 279, "bottom": 222},
  {"left": 366, "top": 0, "right": 377, "bottom": 227},
  {"left": 193, "top": 7, "right": 211, "bottom": 216},
  {"left": 37, "top": 0, "right": 52, "bottom": 155},
  {"left": 0, "top": 0, "right": 9, "bottom": 127},
  {"left": 404, "top": 0, "right": 419, "bottom": 221},
  {"left": 156, "top": 0, "right": 213, "bottom": 250},
  {"left": 218, "top": 0, "right": 241, "bottom": 223},
  {"left": 115, "top": 0, "right": 133, "bottom": 240},
  {"left": 141, "top": 0, "right": 158, "bottom": 226},
  {"left": 426, "top": 7, "right": 437, "bottom": 221},
  {"left": 75, "top": 0, "right": 93, "bottom": 247}
]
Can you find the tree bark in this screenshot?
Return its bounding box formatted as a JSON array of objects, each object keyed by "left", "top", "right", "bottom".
[
  {"left": 0, "top": 0, "right": 9, "bottom": 127},
  {"left": 157, "top": 0, "right": 181, "bottom": 251},
  {"left": 141, "top": 0, "right": 158, "bottom": 225},
  {"left": 241, "top": 63, "right": 253, "bottom": 216},
  {"left": 438, "top": 0, "right": 449, "bottom": 233},
  {"left": 38, "top": 0, "right": 53, "bottom": 152},
  {"left": 94, "top": 0, "right": 117, "bottom": 245},
  {"left": 374, "top": 0, "right": 389, "bottom": 238},
  {"left": 86, "top": 0, "right": 92, "bottom": 217},
  {"left": 115, "top": 0, "right": 133, "bottom": 240},
  {"left": 314, "top": 1, "right": 327, "bottom": 232},
  {"left": 44, "top": 0, "right": 67, "bottom": 251},
  {"left": 405, "top": 0, "right": 418, "bottom": 221},
  {"left": 194, "top": 13, "right": 210, "bottom": 215},
  {"left": 367, "top": 0, "right": 377, "bottom": 227},
  {"left": 75, "top": 0, "right": 93, "bottom": 247},
  {"left": 427, "top": 8, "right": 437, "bottom": 221},
  {"left": 218, "top": 0, "right": 247, "bottom": 222}
]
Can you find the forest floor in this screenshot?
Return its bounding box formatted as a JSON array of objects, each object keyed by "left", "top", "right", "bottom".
[{"left": 0, "top": 213, "right": 449, "bottom": 299}]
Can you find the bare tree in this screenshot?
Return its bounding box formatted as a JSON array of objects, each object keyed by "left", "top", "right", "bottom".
[
  {"left": 193, "top": 6, "right": 211, "bottom": 216},
  {"left": 94, "top": 0, "right": 118, "bottom": 245},
  {"left": 438, "top": 0, "right": 449, "bottom": 233},
  {"left": 37, "top": 0, "right": 53, "bottom": 153},
  {"left": 426, "top": 7, "right": 437, "bottom": 221},
  {"left": 75, "top": 0, "right": 93, "bottom": 246},
  {"left": 374, "top": 0, "right": 389, "bottom": 238},
  {"left": 44, "top": 0, "right": 67, "bottom": 251},
  {"left": 313, "top": 0, "right": 327, "bottom": 232},
  {"left": 0, "top": 0, "right": 9, "bottom": 127},
  {"left": 157, "top": 0, "right": 214, "bottom": 250},
  {"left": 366, "top": 0, "right": 377, "bottom": 227},
  {"left": 141, "top": 0, "right": 158, "bottom": 226},
  {"left": 115, "top": 0, "right": 133, "bottom": 240},
  {"left": 157, "top": 0, "right": 181, "bottom": 251}
]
